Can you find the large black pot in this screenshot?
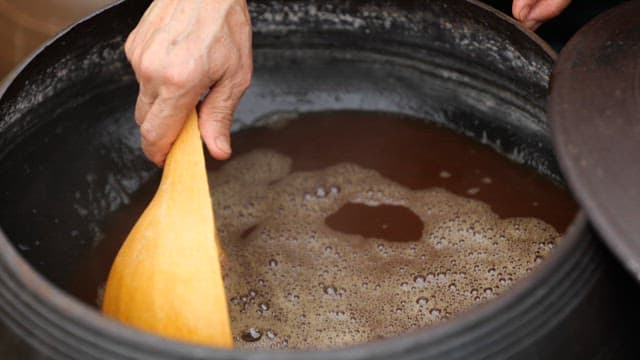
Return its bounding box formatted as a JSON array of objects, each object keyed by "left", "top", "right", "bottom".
[{"left": 1, "top": 0, "right": 639, "bottom": 359}]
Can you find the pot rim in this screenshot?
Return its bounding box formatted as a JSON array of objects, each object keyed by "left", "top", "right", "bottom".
[{"left": 0, "top": 0, "right": 584, "bottom": 358}]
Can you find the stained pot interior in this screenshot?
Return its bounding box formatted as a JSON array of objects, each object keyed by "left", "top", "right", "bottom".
[{"left": 0, "top": 0, "right": 571, "bottom": 347}]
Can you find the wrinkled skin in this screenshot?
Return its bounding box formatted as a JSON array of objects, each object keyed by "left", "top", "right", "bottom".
[
  {"left": 125, "top": 0, "right": 252, "bottom": 166},
  {"left": 126, "top": 0, "right": 569, "bottom": 166}
]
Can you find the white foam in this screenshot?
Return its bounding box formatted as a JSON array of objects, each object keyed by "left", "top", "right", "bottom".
[{"left": 211, "top": 149, "right": 560, "bottom": 350}]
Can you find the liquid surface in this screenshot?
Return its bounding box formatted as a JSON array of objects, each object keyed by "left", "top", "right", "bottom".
[
  {"left": 71, "top": 112, "right": 577, "bottom": 350},
  {"left": 216, "top": 151, "right": 561, "bottom": 349}
]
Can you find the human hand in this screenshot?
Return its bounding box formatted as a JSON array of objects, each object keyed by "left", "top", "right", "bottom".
[
  {"left": 512, "top": 0, "right": 572, "bottom": 30},
  {"left": 125, "top": 0, "right": 252, "bottom": 166}
]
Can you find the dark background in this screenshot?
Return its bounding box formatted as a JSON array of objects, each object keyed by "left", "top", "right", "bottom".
[
  {"left": 0, "top": 0, "right": 631, "bottom": 79},
  {"left": 484, "top": 0, "right": 630, "bottom": 51}
]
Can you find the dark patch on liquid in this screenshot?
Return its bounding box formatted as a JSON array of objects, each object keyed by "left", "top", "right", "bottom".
[
  {"left": 325, "top": 203, "right": 423, "bottom": 242},
  {"left": 241, "top": 224, "right": 259, "bottom": 239}
]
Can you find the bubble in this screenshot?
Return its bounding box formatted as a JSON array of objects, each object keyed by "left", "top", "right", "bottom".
[
  {"left": 439, "top": 170, "right": 452, "bottom": 178},
  {"left": 483, "top": 288, "right": 494, "bottom": 296},
  {"left": 426, "top": 273, "right": 435, "bottom": 281},
  {"left": 467, "top": 187, "right": 480, "bottom": 195},
  {"left": 212, "top": 148, "right": 563, "bottom": 350},
  {"left": 241, "top": 328, "right": 262, "bottom": 342},
  {"left": 323, "top": 285, "right": 337, "bottom": 296},
  {"left": 329, "top": 310, "right": 347, "bottom": 320}
]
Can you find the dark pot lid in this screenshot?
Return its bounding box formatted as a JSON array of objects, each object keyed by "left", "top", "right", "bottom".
[{"left": 549, "top": 1, "right": 640, "bottom": 280}]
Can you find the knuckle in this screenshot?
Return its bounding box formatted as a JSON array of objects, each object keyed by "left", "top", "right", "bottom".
[
  {"left": 204, "top": 107, "right": 233, "bottom": 127},
  {"left": 162, "top": 69, "right": 193, "bottom": 88},
  {"left": 215, "top": 111, "right": 234, "bottom": 128},
  {"left": 139, "top": 121, "right": 161, "bottom": 145},
  {"left": 235, "top": 68, "right": 252, "bottom": 91},
  {"left": 137, "top": 54, "right": 162, "bottom": 81},
  {"left": 160, "top": 60, "right": 201, "bottom": 89},
  {"left": 137, "top": 53, "right": 198, "bottom": 88}
]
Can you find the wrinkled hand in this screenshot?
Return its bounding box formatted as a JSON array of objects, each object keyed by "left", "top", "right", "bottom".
[
  {"left": 512, "top": 0, "right": 572, "bottom": 30},
  {"left": 125, "top": 0, "right": 252, "bottom": 166}
]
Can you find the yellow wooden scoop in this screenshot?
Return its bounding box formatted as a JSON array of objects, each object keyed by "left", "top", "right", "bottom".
[{"left": 102, "top": 110, "right": 233, "bottom": 347}]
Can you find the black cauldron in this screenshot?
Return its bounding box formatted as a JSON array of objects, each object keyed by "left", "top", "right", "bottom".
[{"left": 1, "top": 0, "right": 639, "bottom": 359}]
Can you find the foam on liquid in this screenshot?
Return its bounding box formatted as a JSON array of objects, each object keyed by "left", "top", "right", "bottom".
[{"left": 213, "top": 149, "right": 560, "bottom": 350}]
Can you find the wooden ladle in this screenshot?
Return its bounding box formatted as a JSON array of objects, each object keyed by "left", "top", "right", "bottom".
[{"left": 102, "top": 110, "right": 233, "bottom": 347}]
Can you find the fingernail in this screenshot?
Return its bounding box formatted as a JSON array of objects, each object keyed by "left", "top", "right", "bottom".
[
  {"left": 519, "top": 5, "right": 531, "bottom": 21},
  {"left": 215, "top": 135, "right": 231, "bottom": 155}
]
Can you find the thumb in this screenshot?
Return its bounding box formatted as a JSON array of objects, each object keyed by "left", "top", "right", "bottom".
[{"left": 198, "top": 80, "right": 238, "bottom": 160}]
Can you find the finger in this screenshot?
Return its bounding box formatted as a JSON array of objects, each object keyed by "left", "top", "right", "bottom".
[
  {"left": 140, "top": 92, "right": 200, "bottom": 166},
  {"left": 134, "top": 85, "right": 157, "bottom": 126},
  {"left": 198, "top": 14, "right": 251, "bottom": 161},
  {"left": 198, "top": 78, "right": 239, "bottom": 160},
  {"left": 512, "top": 0, "right": 539, "bottom": 22},
  {"left": 527, "top": 0, "right": 571, "bottom": 23}
]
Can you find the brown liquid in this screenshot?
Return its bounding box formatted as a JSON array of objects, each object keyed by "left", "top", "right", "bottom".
[
  {"left": 326, "top": 203, "right": 424, "bottom": 243},
  {"left": 68, "top": 111, "right": 577, "bottom": 350},
  {"left": 214, "top": 112, "right": 576, "bottom": 233}
]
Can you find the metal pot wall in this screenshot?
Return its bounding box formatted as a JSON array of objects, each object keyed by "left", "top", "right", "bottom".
[{"left": 1, "top": 0, "right": 639, "bottom": 359}]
